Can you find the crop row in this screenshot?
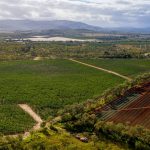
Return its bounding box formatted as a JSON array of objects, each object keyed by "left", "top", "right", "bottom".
[
  {"left": 107, "top": 87, "right": 150, "bottom": 129},
  {"left": 97, "top": 84, "right": 149, "bottom": 120},
  {"left": 99, "top": 93, "right": 142, "bottom": 120},
  {"left": 0, "top": 105, "right": 35, "bottom": 134},
  {"left": 0, "top": 59, "right": 124, "bottom": 134}
]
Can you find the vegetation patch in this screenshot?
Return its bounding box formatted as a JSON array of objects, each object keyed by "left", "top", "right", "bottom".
[{"left": 0, "top": 127, "right": 126, "bottom": 150}]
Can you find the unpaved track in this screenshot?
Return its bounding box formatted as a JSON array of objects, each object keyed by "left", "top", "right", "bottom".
[
  {"left": 69, "top": 59, "right": 132, "bottom": 81},
  {"left": 18, "top": 104, "right": 43, "bottom": 130}
]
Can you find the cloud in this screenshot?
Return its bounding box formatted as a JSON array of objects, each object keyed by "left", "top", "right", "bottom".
[{"left": 0, "top": 0, "right": 149, "bottom": 27}]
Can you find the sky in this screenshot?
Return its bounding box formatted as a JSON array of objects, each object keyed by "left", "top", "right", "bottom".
[{"left": 0, "top": 0, "right": 150, "bottom": 27}]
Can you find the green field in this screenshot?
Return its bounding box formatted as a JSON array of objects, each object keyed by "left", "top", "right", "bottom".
[
  {"left": 0, "top": 105, "right": 35, "bottom": 134},
  {"left": 0, "top": 59, "right": 124, "bottom": 134},
  {"left": 79, "top": 59, "right": 150, "bottom": 77},
  {"left": 0, "top": 58, "right": 149, "bottom": 134}
]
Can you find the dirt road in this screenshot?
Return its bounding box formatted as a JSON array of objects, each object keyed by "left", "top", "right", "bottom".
[
  {"left": 69, "top": 59, "right": 132, "bottom": 81},
  {"left": 18, "top": 104, "right": 43, "bottom": 130}
]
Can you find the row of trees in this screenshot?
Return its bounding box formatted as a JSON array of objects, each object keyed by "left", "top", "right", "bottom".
[{"left": 0, "top": 41, "right": 150, "bottom": 60}]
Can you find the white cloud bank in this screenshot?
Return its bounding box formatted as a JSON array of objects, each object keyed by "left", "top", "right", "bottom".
[{"left": 0, "top": 0, "right": 150, "bottom": 27}]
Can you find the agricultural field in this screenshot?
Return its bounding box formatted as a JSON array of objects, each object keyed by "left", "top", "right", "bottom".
[
  {"left": 0, "top": 105, "right": 35, "bottom": 134},
  {"left": 108, "top": 84, "right": 150, "bottom": 129},
  {"left": 0, "top": 59, "right": 124, "bottom": 134},
  {"left": 79, "top": 59, "right": 150, "bottom": 77},
  {"left": 0, "top": 58, "right": 149, "bottom": 134}
]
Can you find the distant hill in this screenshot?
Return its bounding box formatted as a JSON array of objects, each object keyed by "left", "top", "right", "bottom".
[
  {"left": 0, "top": 20, "right": 149, "bottom": 34},
  {"left": 108, "top": 27, "right": 150, "bottom": 34},
  {"left": 0, "top": 20, "right": 101, "bottom": 31}
]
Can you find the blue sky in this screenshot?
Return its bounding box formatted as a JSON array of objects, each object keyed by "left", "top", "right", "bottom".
[{"left": 0, "top": 0, "right": 150, "bottom": 27}]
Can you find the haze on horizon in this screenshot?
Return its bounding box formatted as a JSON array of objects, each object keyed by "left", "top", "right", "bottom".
[{"left": 0, "top": 0, "right": 150, "bottom": 28}]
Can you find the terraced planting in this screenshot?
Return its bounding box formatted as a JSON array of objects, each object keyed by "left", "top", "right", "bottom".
[
  {"left": 79, "top": 59, "right": 150, "bottom": 77},
  {"left": 99, "top": 93, "right": 142, "bottom": 120},
  {"left": 0, "top": 59, "right": 124, "bottom": 134},
  {"left": 97, "top": 82, "right": 150, "bottom": 129},
  {"left": 107, "top": 84, "right": 150, "bottom": 129}
]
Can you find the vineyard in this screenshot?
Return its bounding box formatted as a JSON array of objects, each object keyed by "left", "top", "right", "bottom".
[
  {"left": 0, "top": 105, "right": 35, "bottom": 134},
  {"left": 0, "top": 59, "right": 124, "bottom": 134},
  {"left": 0, "top": 58, "right": 149, "bottom": 134},
  {"left": 107, "top": 83, "right": 150, "bottom": 129},
  {"left": 98, "top": 82, "right": 150, "bottom": 129},
  {"left": 79, "top": 59, "right": 150, "bottom": 77}
]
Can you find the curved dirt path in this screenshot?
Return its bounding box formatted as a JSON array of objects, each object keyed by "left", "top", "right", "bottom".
[
  {"left": 18, "top": 104, "right": 43, "bottom": 131},
  {"left": 69, "top": 59, "right": 132, "bottom": 81}
]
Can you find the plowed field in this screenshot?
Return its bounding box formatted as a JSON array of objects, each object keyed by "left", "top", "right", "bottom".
[{"left": 107, "top": 83, "right": 150, "bottom": 129}]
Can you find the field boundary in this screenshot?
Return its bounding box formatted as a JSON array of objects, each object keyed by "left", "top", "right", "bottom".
[{"left": 69, "top": 59, "right": 132, "bottom": 81}]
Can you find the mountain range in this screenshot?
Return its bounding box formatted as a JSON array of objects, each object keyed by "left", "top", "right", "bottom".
[
  {"left": 0, "top": 20, "right": 150, "bottom": 34},
  {"left": 0, "top": 20, "right": 101, "bottom": 31}
]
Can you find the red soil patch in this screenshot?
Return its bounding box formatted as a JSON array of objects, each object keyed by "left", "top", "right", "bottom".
[{"left": 107, "top": 83, "right": 150, "bottom": 129}]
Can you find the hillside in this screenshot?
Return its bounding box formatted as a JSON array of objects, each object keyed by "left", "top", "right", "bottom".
[
  {"left": 0, "top": 73, "right": 150, "bottom": 150},
  {"left": 0, "top": 20, "right": 101, "bottom": 31},
  {"left": 0, "top": 20, "right": 150, "bottom": 34}
]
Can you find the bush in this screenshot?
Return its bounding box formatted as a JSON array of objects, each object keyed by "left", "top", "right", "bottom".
[{"left": 95, "top": 121, "right": 150, "bottom": 149}]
